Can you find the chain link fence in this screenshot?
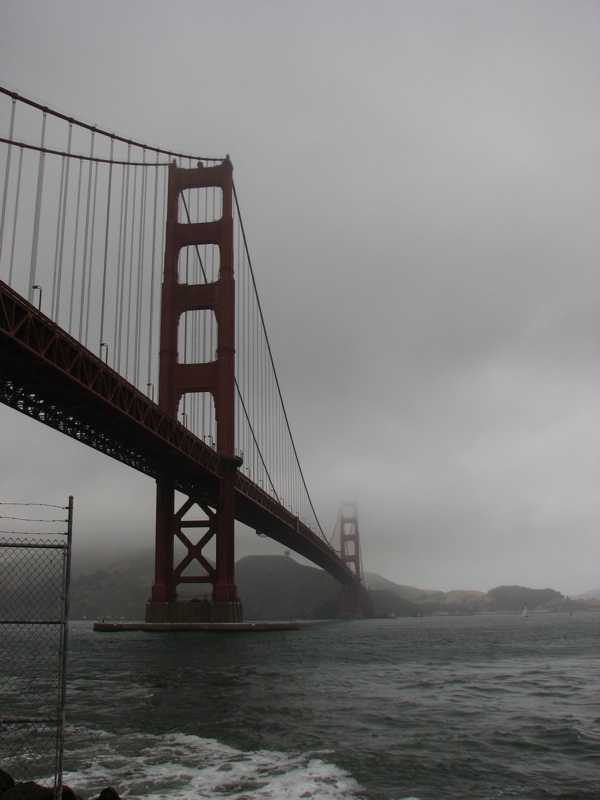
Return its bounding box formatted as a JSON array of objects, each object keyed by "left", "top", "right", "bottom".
[{"left": 0, "top": 497, "right": 73, "bottom": 797}]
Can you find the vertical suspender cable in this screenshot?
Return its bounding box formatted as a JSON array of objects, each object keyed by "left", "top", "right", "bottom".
[
  {"left": 146, "top": 153, "right": 161, "bottom": 393},
  {"left": 68, "top": 158, "right": 83, "bottom": 334},
  {"left": 255, "top": 287, "right": 260, "bottom": 477},
  {"left": 125, "top": 163, "right": 138, "bottom": 379},
  {"left": 52, "top": 140, "right": 68, "bottom": 317},
  {"left": 134, "top": 150, "right": 148, "bottom": 388},
  {"left": 178, "top": 171, "right": 188, "bottom": 424},
  {"left": 29, "top": 109, "right": 47, "bottom": 302},
  {"left": 7, "top": 147, "right": 23, "bottom": 286},
  {"left": 78, "top": 129, "right": 95, "bottom": 341},
  {"left": 207, "top": 186, "right": 215, "bottom": 436},
  {"left": 0, "top": 96, "right": 17, "bottom": 272},
  {"left": 115, "top": 153, "right": 131, "bottom": 372},
  {"left": 83, "top": 159, "right": 99, "bottom": 347},
  {"left": 114, "top": 163, "right": 125, "bottom": 368},
  {"left": 237, "top": 222, "right": 243, "bottom": 456},
  {"left": 52, "top": 121, "right": 73, "bottom": 321},
  {"left": 99, "top": 138, "right": 115, "bottom": 356}
]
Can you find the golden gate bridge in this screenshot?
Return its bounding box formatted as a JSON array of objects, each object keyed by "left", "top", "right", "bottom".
[{"left": 0, "top": 87, "right": 369, "bottom": 624}]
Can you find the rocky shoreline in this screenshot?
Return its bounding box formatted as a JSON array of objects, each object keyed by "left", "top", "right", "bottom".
[{"left": 0, "top": 770, "right": 122, "bottom": 800}]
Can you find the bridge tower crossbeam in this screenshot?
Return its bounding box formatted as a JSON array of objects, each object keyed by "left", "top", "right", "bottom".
[{"left": 147, "top": 158, "right": 243, "bottom": 624}]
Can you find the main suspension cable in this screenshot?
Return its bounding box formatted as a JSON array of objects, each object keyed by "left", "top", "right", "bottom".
[{"left": 0, "top": 86, "right": 223, "bottom": 163}]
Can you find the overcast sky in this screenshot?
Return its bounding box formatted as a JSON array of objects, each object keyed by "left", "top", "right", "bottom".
[{"left": 0, "top": 0, "right": 598, "bottom": 594}]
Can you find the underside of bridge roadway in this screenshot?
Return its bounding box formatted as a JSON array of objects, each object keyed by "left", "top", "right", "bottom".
[{"left": 0, "top": 346, "right": 203, "bottom": 493}]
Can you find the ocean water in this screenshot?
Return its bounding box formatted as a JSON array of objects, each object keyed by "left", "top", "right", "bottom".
[{"left": 33, "top": 615, "right": 600, "bottom": 798}]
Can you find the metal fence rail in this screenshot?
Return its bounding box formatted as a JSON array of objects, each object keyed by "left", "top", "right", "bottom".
[{"left": 0, "top": 497, "right": 73, "bottom": 797}]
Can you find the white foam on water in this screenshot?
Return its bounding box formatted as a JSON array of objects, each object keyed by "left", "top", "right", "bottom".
[{"left": 63, "top": 728, "right": 366, "bottom": 799}]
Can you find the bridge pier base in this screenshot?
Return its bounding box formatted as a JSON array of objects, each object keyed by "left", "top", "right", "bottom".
[
  {"left": 340, "top": 585, "right": 364, "bottom": 619},
  {"left": 145, "top": 600, "right": 243, "bottom": 624}
]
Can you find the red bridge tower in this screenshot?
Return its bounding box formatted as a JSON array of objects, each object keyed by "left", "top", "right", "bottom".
[
  {"left": 146, "top": 158, "right": 243, "bottom": 624},
  {"left": 339, "top": 501, "right": 364, "bottom": 618}
]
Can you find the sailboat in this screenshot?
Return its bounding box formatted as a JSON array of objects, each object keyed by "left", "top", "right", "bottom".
[{"left": 521, "top": 605, "right": 529, "bottom": 620}]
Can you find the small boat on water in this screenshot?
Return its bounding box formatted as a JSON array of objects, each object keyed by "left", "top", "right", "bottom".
[{"left": 521, "top": 605, "right": 529, "bottom": 620}]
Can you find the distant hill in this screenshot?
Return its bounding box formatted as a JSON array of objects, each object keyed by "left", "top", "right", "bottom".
[
  {"left": 362, "top": 574, "right": 600, "bottom": 614},
  {"left": 364, "top": 572, "right": 492, "bottom": 613},
  {"left": 67, "top": 550, "right": 597, "bottom": 620},
  {"left": 487, "top": 585, "right": 563, "bottom": 612},
  {"left": 574, "top": 588, "right": 600, "bottom": 600},
  {"left": 236, "top": 555, "right": 341, "bottom": 619}
]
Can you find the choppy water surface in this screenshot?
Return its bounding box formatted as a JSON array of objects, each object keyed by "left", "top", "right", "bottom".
[{"left": 55, "top": 614, "right": 600, "bottom": 798}]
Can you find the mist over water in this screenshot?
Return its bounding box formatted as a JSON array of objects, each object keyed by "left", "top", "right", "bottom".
[{"left": 40, "top": 614, "right": 599, "bottom": 798}]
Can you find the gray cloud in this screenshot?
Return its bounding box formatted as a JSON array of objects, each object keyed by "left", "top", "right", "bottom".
[{"left": 0, "top": 0, "right": 597, "bottom": 594}]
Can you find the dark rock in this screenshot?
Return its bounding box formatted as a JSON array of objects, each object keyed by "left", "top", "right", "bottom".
[
  {"left": 95, "top": 790, "right": 122, "bottom": 800},
  {"left": 1, "top": 783, "right": 82, "bottom": 800},
  {"left": 61, "top": 789, "right": 82, "bottom": 800},
  {"left": 0, "top": 770, "right": 16, "bottom": 796},
  {"left": 1, "top": 783, "right": 46, "bottom": 800}
]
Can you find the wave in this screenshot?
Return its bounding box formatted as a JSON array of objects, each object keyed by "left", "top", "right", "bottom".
[{"left": 63, "top": 727, "right": 368, "bottom": 799}]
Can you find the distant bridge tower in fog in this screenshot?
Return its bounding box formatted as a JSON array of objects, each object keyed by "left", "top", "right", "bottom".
[{"left": 338, "top": 502, "right": 364, "bottom": 617}]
